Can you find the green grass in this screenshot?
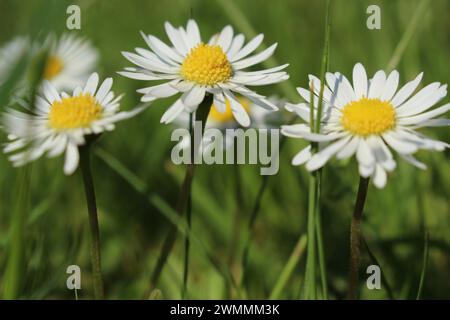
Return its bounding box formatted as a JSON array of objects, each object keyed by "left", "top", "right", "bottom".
[{"left": 0, "top": 0, "right": 449, "bottom": 299}]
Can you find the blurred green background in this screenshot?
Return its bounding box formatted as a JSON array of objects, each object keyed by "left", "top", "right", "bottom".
[{"left": 0, "top": 0, "right": 448, "bottom": 299}]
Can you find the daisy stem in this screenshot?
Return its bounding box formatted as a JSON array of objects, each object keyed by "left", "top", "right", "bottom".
[
  {"left": 348, "top": 176, "right": 370, "bottom": 300},
  {"left": 79, "top": 143, "right": 104, "bottom": 300},
  {"left": 182, "top": 95, "right": 213, "bottom": 299}
]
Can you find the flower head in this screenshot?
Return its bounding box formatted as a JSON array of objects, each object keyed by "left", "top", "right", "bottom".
[
  {"left": 119, "top": 20, "right": 289, "bottom": 127},
  {"left": 282, "top": 63, "right": 449, "bottom": 188},
  {"left": 2, "top": 73, "right": 144, "bottom": 175},
  {"left": 42, "top": 34, "right": 98, "bottom": 91}
]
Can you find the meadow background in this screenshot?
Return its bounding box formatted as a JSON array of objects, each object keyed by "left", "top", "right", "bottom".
[{"left": 0, "top": 0, "right": 448, "bottom": 299}]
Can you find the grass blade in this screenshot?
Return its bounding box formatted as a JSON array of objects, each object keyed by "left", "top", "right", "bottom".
[
  {"left": 269, "top": 235, "right": 307, "bottom": 300},
  {"left": 416, "top": 230, "right": 429, "bottom": 300}
]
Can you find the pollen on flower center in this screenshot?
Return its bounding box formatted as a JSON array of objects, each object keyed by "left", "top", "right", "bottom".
[
  {"left": 341, "top": 98, "right": 396, "bottom": 136},
  {"left": 49, "top": 94, "right": 102, "bottom": 129},
  {"left": 209, "top": 97, "right": 249, "bottom": 123},
  {"left": 44, "top": 56, "right": 64, "bottom": 80},
  {"left": 181, "top": 43, "right": 232, "bottom": 86}
]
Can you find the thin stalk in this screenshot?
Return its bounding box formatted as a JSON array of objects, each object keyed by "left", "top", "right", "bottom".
[
  {"left": 303, "top": 171, "right": 318, "bottom": 299},
  {"left": 79, "top": 143, "right": 104, "bottom": 299},
  {"left": 347, "top": 176, "right": 370, "bottom": 300},
  {"left": 304, "top": 81, "right": 318, "bottom": 300},
  {"left": 315, "top": 171, "right": 328, "bottom": 299},
  {"left": 416, "top": 230, "right": 429, "bottom": 300},
  {"left": 386, "top": 0, "right": 431, "bottom": 72},
  {"left": 182, "top": 112, "right": 195, "bottom": 299},
  {"left": 304, "top": 0, "right": 331, "bottom": 299},
  {"left": 181, "top": 95, "right": 213, "bottom": 298},
  {"left": 269, "top": 234, "right": 307, "bottom": 300}
]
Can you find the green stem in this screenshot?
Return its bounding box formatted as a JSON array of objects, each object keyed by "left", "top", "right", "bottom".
[
  {"left": 347, "top": 176, "right": 370, "bottom": 300},
  {"left": 79, "top": 143, "right": 104, "bottom": 300},
  {"left": 270, "top": 235, "right": 307, "bottom": 300},
  {"left": 315, "top": 170, "right": 328, "bottom": 299},
  {"left": 181, "top": 95, "right": 213, "bottom": 299},
  {"left": 303, "top": 172, "right": 318, "bottom": 299}
]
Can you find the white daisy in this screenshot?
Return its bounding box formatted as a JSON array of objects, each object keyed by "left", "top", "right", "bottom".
[
  {"left": 282, "top": 63, "right": 450, "bottom": 188},
  {"left": 0, "top": 36, "right": 30, "bottom": 86},
  {"left": 42, "top": 34, "right": 98, "bottom": 91},
  {"left": 119, "top": 19, "right": 289, "bottom": 127},
  {"left": 2, "top": 73, "right": 145, "bottom": 175}
]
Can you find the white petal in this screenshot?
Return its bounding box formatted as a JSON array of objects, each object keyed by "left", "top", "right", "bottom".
[
  {"left": 281, "top": 124, "right": 347, "bottom": 142},
  {"left": 397, "top": 83, "right": 447, "bottom": 117},
  {"left": 306, "top": 136, "right": 352, "bottom": 171},
  {"left": 232, "top": 43, "right": 277, "bottom": 70},
  {"left": 356, "top": 139, "right": 375, "bottom": 166},
  {"left": 213, "top": 92, "right": 227, "bottom": 113},
  {"left": 353, "top": 63, "right": 368, "bottom": 99},
  {"left": 95, "top": 78, "right": 113, "bottom": 103},
  {"left": 216, "top": 25, "right": 233, "bottom": 52},
  {"left": 335, "top": 72, "right": 356, "bottom": 102},
  {"left": 164, "top": 21, "right": 188, "bottom": 56},
  {"left": 144, "top": 33, "right": 184, "bottom": 64},
  {"left": 399, "top": 153, "right": 427, "bottom": 170},
  {"left": 138, "top": 81, "right": 180, "bottom": 98},
  {"left": 181, "top": 86, "right": 206, "bottom": 109},
  {"left": 391, "top": 72, "right": 423, "bottom": 107},
  {"left": 336, "top": 136, "right": 360, "bottom": 159},
  {"left": 368, "top": 70, "right": 386, "bottom": 98},
  {"left": 186, "top": 20, "right": 201, "bottom": 45},
  {"left": 380, "top": 70, "right": 399, "bottom": 101},
  {"left": 292, "top": 145, "right": 312, "bottom": 166},
  {"left": 64, "top": 143, "right": 80, "bottom": 175},
  {"left": 398, "top": 103, "right": 450, "bottom": 125},
  {"left": 226, "top": 34, "right": 245, "bottom": 59},
  {"left": 231, "top": 34, "right": 264, "bottom": 62},
  {"left": 382, "top": 132, "right": 418, "bottom": 154},
  {"left": 83, "top": 72, "right": 99, "bottom": 96},
  {"left": 161, "top": 99, "right": 185, "bottom": 124},
  {"left": 372, "top": 165, "right": 387, "bottom": 188},
  {"left": 223, "top": 90, "right": 250, "bottom": 127}
]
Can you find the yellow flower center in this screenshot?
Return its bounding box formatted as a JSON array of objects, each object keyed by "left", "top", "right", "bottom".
[
  {"left": 49, "top": 94, "right": 102, "bottom": 129},
  {"left": 44, "top": 56, "right": 64, "bottom": 80},
  {"left": 209, "top": 97, "right": 250, "bottom": 123},
  {"left": 341, "top": 98, "right": 396, "bottom": 136},
  {"left": 181, "top": 43, "right": 232, "bottom": 86}
]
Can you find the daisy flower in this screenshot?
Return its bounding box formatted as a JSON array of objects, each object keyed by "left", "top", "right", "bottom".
[
  {"left": 119, "top": 19, "right": 289, "bottom": 127},
  {"left": 282, "top": 63, "right": 449, "bottom": 188},
  {"left": 42, "top": 34, "right": 98, "bottom": 91},
  {"left": 2, "top": 73, "right": 144, "bottom": 175},
  {"left": 0, "top": 36, "right": 30, "bottom": 86}
]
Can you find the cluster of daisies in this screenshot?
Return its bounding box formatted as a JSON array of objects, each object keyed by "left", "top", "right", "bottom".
[{"left": 0, "top": 20, "right": 448, "bottom": 188}]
